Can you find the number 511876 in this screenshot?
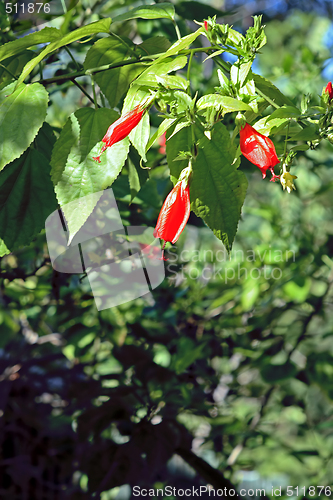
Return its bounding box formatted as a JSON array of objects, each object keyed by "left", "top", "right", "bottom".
[{"left": 5, "top": 3, "right": 51, "bottom": 14}]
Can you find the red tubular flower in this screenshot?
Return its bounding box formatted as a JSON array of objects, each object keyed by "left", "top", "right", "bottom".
[
  {"left": 204, "top": 20, "right": 208, "bottom": 31},
  {"left": 325, "top": 81, "right": 333, "bottom": 101},
  {"left": 240, "top": 123, "right": 280, "bottom": 179},
  {"left": 93, "top": 104, "right": 146, "bottom": 163},
  {"left": 154, "top": 181, "right": 190, "bottom": 244}
]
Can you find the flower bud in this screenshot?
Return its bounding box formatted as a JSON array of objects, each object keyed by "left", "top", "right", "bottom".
[{"left": 239, "top": 122, "right": 279, "bottom": 179}]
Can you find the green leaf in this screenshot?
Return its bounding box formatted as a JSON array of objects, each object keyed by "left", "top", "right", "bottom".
[
  {"left": 139, "top": 36, "right": 172, "bottom": 55},
  {"left": 253, "top": 73, "right": 295, "bottom": 107},
  {"left": 0, "top": 27, "right": 61, "bottom": 64},
  {"left": 253, "top": 117, "right": 289, "bottom": 136},
  {"left": 191, "top": 122, "right": 248, "bottom": 251},
  {"left": 288, "top": 125, "right": 319, "bottom": 142},
  {"left": 0, "top": 149, "right": 57, "bottom": 250},
  {"left": 135, "top": 56, "right": 188, "bottom": 88},
  {"left": 267, "top": 105, "right": 301, "bottom": 120},
  {"left": 0, "top": 50, "right": 34, "bottom": 84},
  {"left": 34, "top": 122, "right": 56, "bottom": 161},
  {"left": 50, "top": 108, "right": 129, "bottom": 242},
  {"left": 0, "top": 239, "right": 10, "bottom": 257},
  {"left": 139, "top": 29, "right": 202, "bottom": 81},
  {"left": 196, "top": 94, "right": 251, "bottom": 114},
  {"left": 84, "top": 37, "right": 143, "bottom": 108},
  {"left": 0, "top": 82, "right": 48, "bottom": 171},
  {"left": 112, "top": 3, "right": 175, "bottom": 22},
  {"left": 16, "top": 18, "right": 112, "bottom": 86},
  {"left": 122, "top": 86, "right": 151, "bottom": 162},
  {"left": 230, "top": 60, "right": 252, "bottom": 88}
]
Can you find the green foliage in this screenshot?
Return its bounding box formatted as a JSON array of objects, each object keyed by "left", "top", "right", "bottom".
[
  {"left": 0, "top": 82, "right": 48, "bottom": 171},
  {"left": 1, "top": 2, "right": 333, "bottom": 498}
]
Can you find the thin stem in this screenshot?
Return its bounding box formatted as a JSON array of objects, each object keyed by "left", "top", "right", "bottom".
[
  {"left": 0, "top": 63, "right": 18, "bottom": 80},
  {"left": 187, "top": 51, "right": 194, "bottom": 96},
  {"left": 255, "top": 87, "right": 280, "bottom": 109},
  {"left": 282, "top": 120, "right": 291, "bottom": 166},
  {"left": 110, "top": 32, "right": 138, "bottom": 59},
  {"left": 60, "top": 0, "right": 67, "bottom": 13},
  {"left": 38, "top": 47, "right": 223, "bottom": 87},
  {"left": 172, "top": 20, "right": 181, "bottom": 40},
  {"left": 64, "top": 46, "right": 80, "bottom": 71},
  {"left": 91, "top": 75, "right": 98, "bottom": 110},
  {"left": 70, "top": 79, "right": 99, "bottom": 107}
]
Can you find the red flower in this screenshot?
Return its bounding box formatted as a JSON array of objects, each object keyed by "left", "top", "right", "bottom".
[
  {"left": 154, "top": 181, "right": 190, "bottom": 244},
  {"left": 204, "top": 20, "right": 208, "bottom": 31},
  {"left": 325, "top": 81, "right": 333, "bottom": 101},
  {"left": 93, "top": 104, "right": 146, "bottom": 163},
  {"left": 240, "top": 123, "right": 280, "bottom": 179}
]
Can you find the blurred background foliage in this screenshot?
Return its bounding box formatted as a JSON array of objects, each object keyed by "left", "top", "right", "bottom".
[{"left": 1, "top": 0, "right": 333, "bottom": 498}]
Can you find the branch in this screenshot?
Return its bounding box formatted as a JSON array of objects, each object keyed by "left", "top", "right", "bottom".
[
  {"left": 38, "top": 47, "right": 221, "bottom": 86},
  {"left": 176, "top": 447, "right": 235, "bottom": 492}
]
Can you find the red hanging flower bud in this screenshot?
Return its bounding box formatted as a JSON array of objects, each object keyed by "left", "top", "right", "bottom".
[
  {"left": 239, "top": 123, "right": 280, "bottom": 179},
  {"left": 154, "top": 181, "right": 190, "bottom": 244},
  {"left": 93, "top": 104, "right": 146, "bottom": 163},
  {"left": 325, "top": 81, "right": 333, "bottom": 102}
]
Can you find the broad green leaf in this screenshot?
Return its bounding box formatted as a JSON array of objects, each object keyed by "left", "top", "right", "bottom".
[
  {"left": 34, "top": 122, "right": 56, "bottom": 161},
  {"left": 122, "top": 86, "right": 151, "bottom": 162},
  {"left": 196, "top": 94, "right": 251, "bottom": 114},
  {"left": 191, "top": 123, "right": 248, "bottom": 251},
  {"left": 17, "top": 18, "right": 112, "bottom": 86},
  {"left": 0, "top": 50, "right": 34, "bottom": 84},
  {"left": 139, "top": 36, "right": 171, "bottom": 55},
  {"left": 267, "top": 105, "right": 301, "bottom": 120},
  {"left": 253, "top": 73, "right": 295, "bottom": 107},
  {"left": 0, "top": 149, "right": 57, "bottom": 250},
  {"left": 50, "top": 108, "right": 129, "bottom": 242},
  {"left": 0, "top": 27, "right": 61, "bottom": 63},
  {"left": 84, "top": 37, "right": 143, "bottom": 108},
  {"left": 112, "top": 3, "right": 175, "bottom": 22},
  {"left": 0, "top": 82, "right": 48, "bottom": 171},
  {"left": 288, "top": 125, "right": 319, "bottom": 142},
  {"left": 254, "top": 117, "right": 289, "bottom": 136}
]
